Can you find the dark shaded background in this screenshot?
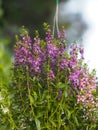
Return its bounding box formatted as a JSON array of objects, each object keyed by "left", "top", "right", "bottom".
[
  {"left": 0, "top": 0, "right": 68, "bottom": 48},
  {"left": 1, "top": 0, "right": 86, "bottom": 50}
]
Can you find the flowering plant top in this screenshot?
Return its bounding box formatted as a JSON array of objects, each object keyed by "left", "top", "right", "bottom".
[{"left": 12, "top": 23, "right": 98, "bottom": 129}]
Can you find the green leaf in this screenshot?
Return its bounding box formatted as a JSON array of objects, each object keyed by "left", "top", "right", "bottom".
[
  {"left": 33, "top": 91, "right": 37, "bottom": 101},
  {"left": 35, "top": 118, "right": 41, "bottom": 130},
  {"left": 74, "top": 117, "right": 79, "bottom": 126},
  {"left": 36, "top": 112, "right": 44, "bottom": 118},
  {"left": 57, "top": 82, "right": 65, "bottom": 88},
  {"left": 49, "top": 119, "right": 56, "bottom": 127},
  {"left": 28, "top": 95, "right": 34, "bottom": 105},
  {"left": 67, "top": 109, "right": 71, "bottom": 119},
  {"left": 64, "top": 91, "right": 68, "bottom": 98}
]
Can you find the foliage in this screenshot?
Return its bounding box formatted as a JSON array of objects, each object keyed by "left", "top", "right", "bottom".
[
  {"left": 0, "top": 24, "right": 98, "bottom": 130},
  {"left": 0, "top": 38, "right": 13, "bottom": 129},
  {"left": 0, "top": 39, "right": 12, "bottom": 79}
]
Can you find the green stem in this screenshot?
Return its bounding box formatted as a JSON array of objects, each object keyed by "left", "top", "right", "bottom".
[
  {"left": 8, "top": 112, "right": 18, "bottom": 129},
  {"left": 19, "top": 84, "right": 25, "bottom": 112},
  {"left": 49, "top": 104, "right": 59, "bottom": 119},
  {"left": 26, "top": 66, "right": 35, "bottom": 116},
  {"left": 27, "top": 83, "right": 35, "bottom": 116}
]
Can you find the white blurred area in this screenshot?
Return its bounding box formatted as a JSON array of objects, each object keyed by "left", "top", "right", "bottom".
[{"left": 59, "top": 0, "right": 98, "bottom": 75}]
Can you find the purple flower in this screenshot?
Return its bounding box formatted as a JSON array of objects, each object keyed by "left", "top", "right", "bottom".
[
  {"left": 47, "top": 70, "right": 55, "bottom": 80},
  {"left": 14, "top": 35, "right": 32, "bottom": 66},
  {"left": 33, "top": 37, "right": 41, "bottom": 54},
  {"left": 31, "top": 57, "right": 41, "bottom": 72},
  {"left": 59, "top": 46, "right": 66, "bottom": 55},
  {"left": 60, "top": 58, "right": 68, "bottom": 69},
  {"left": 70, "top": 44, "right": 78, "bottom": 56},
  {"left": 45, "top": 29, "right": 53, "bottom": 44},
  {"left": 22, "top": 36, "right": 32, "bottom": 47},
  {"left": 58, "top": 29, "right": 66, "bottom": 39},
  {"left": 79, "top": 47, "right": 84, "bottom": 59},
  {"left": 68, "top": 57, "right": 78, "bottom": 69},
  {"left": 47, "top": 43, "right": 59, "bottom": 59},
  {"left": 69, "top": 68, "right": 83, "bottom": 89}
]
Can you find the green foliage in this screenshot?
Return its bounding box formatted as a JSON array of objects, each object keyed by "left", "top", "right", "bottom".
[
  {"left": 0, "top": 39, "right": 12, "bottom": 82},
  {"left": 0, "top": 38, "right": 13, "bottom": 129},
  {"left": 0, "top": 26, "right": 98, "bottom": 130}
]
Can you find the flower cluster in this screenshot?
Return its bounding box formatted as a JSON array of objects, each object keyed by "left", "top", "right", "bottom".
[
  {"left": 77, "top": 72, "right": 98, "bottom": 120},
  {"left": 14, "top": 25, "right": 98, "bottom": 124}
]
